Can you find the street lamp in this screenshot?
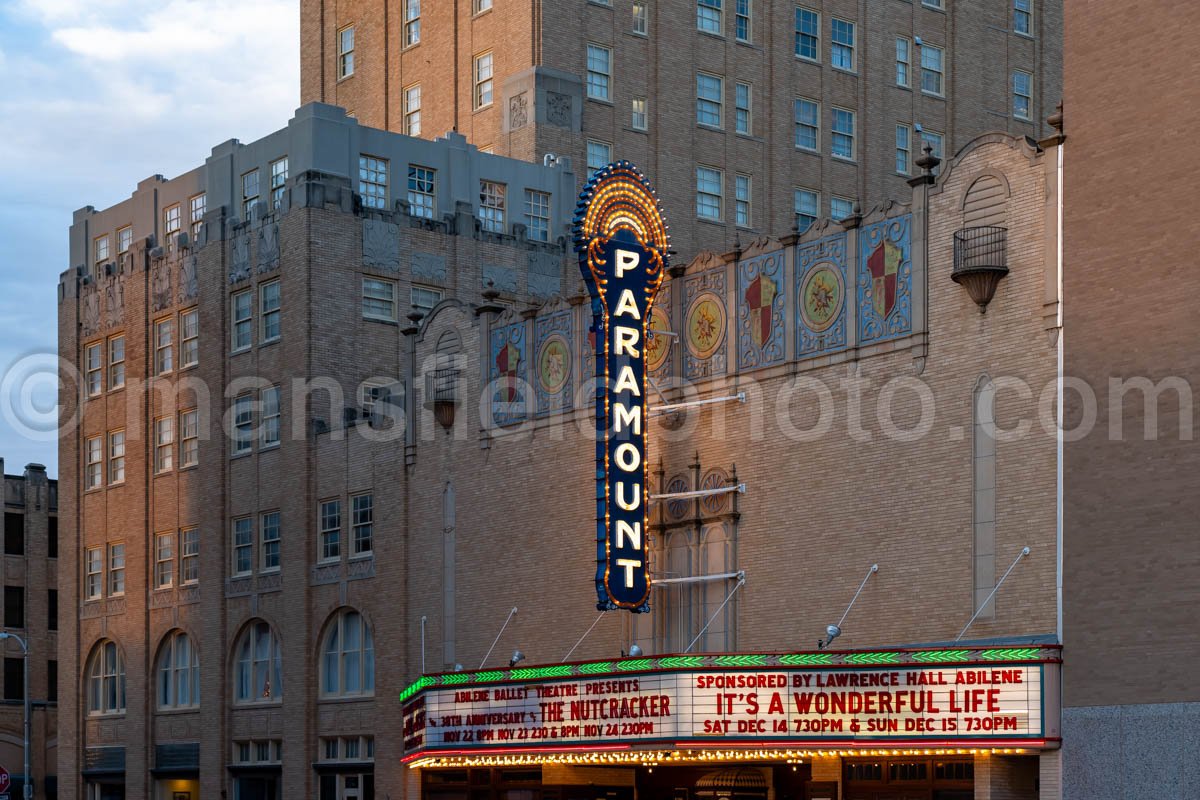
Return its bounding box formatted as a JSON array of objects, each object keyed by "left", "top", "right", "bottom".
[{"left": 0, "top": 632, "right": 31, "bottom": 800}]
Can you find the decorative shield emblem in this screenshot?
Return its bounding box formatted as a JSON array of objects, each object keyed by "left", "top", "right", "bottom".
[
  {"left": 495, "top": 341, "right": 522, "bottom": 402},
  {"left": 744, "top": 273, "right": 777, "bottom": 348},
  {"left": 867, "top": 239, "right": 903, "bottom": 319}
]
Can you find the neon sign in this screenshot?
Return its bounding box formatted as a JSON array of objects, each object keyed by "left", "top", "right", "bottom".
[{"left": 573, "top": 162, "right": 670, "bottom": 612}]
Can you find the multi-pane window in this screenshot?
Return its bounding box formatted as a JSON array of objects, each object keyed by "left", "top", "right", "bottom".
[
  {"left": 1013, "top": 70, "right": 1033, "bottom": 120},
  {"left": 524, "top": 190, "right": 551, "bottom": 242},
  {"left": 1014, "top": 0, "right": 1032, "bottom": 35},
  {"left": 474, "top": 52, "right": 494, "bottom": 107},
  {"left": 794, "top": 98, "right": 819, "bottom": 151},
  {"left": 896, "top": 38, "right": 911, "bottom": 87},
  {"left": 233, "top": 394, "right": 253, "bottom": 455},
  {"left": 696, "top": 72, "right": 723, "bottom": 127},
  {"left": 404, "top": 0, "right": 420, "bottom": 46},
  {"left": 831, "top": 196, "right": 855, "bottom": 221},
  {"left": 108, "top": 335, "right": 125, "bottom": 389},
  {"left": 352, "top": 494, "right": 374, "bottom": 556},
  {"left": 232, "top": 290, "right": 252, "bottom": 351},
  {"left": 241, "top": 170, "right": 260, "bottom": 219},
  {"left": 697, "top": 0, "right": 722, "bottom": 33},
  {"left": 479, "top": 181, "right": 506, "bottom": 234},
  {"left": 86, "top": 436, "right": 102, "bottom": 489},
  {"left": 320, "top": 499, "right": 342, "bottom": 562},
  {"left": 270, "top": 158, "right": 288, "bottom": 209},
  {"left": 921, "top": 44, "right": 945, "bottom": 96},
  {"left": 155, "top": 317, "right": 173, "bottom": 374},
  {"left": 235, "top": 621, "right": 282, "bottom": 702},
  {"left": 85, "top": 547, "right": 103, "bottom": 600},
  {"left": 321, "top": 609, "right": 375, "bottom": 697},
  {"left": 180, "top": 308, "right": 198, "bottom": 368},
  {"left": 85, "top": 342, "right": 102, "bottom": 397},
  {"left": 108, "top": 543, "right": 125, "bottom": 596},
  {"left": 735, "top": 0, "right": 750, "bottom": 41},
  {"left": 586, "top": 140, "right": 612, "bottom": 176},
  {"left": 475, "top": 0, "right": 493, "bottom": 12},
  {"left": 155, "top": 416, "right": 174, "bottom": 473},
  {"left": 633, "top": 2, "right": 648, "bottom": 35},
  {"left": 696, "top": 166, "right": 723, "bottom": 221},
  {"left": 155, "top": 532, "right": 174, "bottom": 588},
  {"left": 180, "top": 409, "right": 199, "bottom": 468},
  {"left": 404, "top": 84, "right": 421, "bottom": 136},
  {"left": 260, "top": 280, "right": 281, "bottom": 342},
  {"left": 831, "top": 107, "right": 856, "bottom": 160},
  {"left": 190, "top": 193, "right": 206, "bottom": 238},
  {"left": 180, "top": 528, "right": 199, "bottom": 584},
  {"left": 632, "top": 97, "right": 648, "bottom": 131},
  {"left": 117, "top": 226, "right": 132, "bottom": 255},
  {"left": 261, "top": 512, "right": 281, "bottom": 571},
  {"left": 337, "top": 26, "right": 354, "bottom": 78},
  {"left": 362, "top": 277, "right": 397, "bottom": 321},
  {"left": 411, "top": 286, "right": 442, "bottom": 315},
  {"left": 108, "top": 430, "right": 125, "bottom": 484},
  {"left": 896, "top": 124, "right": 911, "bottom": 174},
  {"left": 795, "top": 7, "right": 819, "bottom": 61},
  {"left": 261, "top": 386, "right": 280, "bottom": 448},
  {"left": 164, "top": 204, "right": 182, "bottom": 235},
  {"left": 585, "top": 45, "right": 611, "bottom": 101},
  {"left": 794, "top": 188, "right": 818, "bottom": 233},
  {"left": 94, "top": 235, "right": 110, "bottom": 265},
  {"left": 831, "top": 18, "right": 855, "bottom": 70},
  {"left": 358, "top": 155, "right": 388, "bottom": 210},
  {"left": 407, "top": 165, "right": 436, "bottom": 218},
  {"left": 233, "top": 518, "right": 253, "bottom": 576},
  {"left": 86, "top": 641, "right": 126, "bottom": 715},
  {"left": 734, "top": 83, "right": 751, "bottom": 135},
  {"left": 735, "top": 175, "right": 751, "bottom": 228},
  {"left": 157, "top": 631, "right": 199, "bottom": 709}
]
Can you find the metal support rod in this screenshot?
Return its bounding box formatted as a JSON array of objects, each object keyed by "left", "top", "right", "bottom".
[
  {"left": 684, "top": 575, "right": 746, "bottom": 654},
  {"left": 650, "top": 392, "right": 746, "bottom": 416},
  {"left": 652, "top": 570, "right": 744, "bottom": 587},
  {"left": 561, "top": 612, "right": 606, "bottom": 663},
  {"left": 650, "top": 483, "right": 746, "bottom": 502},
  {"left": 836, "top": 564, "right": 880, "bottom": 630},
  {"left": 479, "top": 607, "right": 518, "bottom": 669},
  {"left": 957, "top": 547, "right": 1032, "bottom": 641},
  {"left": 647, "top": 377, "right": 669, "bottom": 405},
  {"left": 420, "top": 616, "right": 427, "bottom": 675}
]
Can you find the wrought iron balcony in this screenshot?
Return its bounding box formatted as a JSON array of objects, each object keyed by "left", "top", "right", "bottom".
[
  {"left": 426, "top": 366, "right": 461, "bottom": 429},
  {"left": 952, "top": 225, "right": 1009, "bottom": 312}
]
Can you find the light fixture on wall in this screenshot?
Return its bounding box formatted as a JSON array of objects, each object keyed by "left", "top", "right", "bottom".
[{"left": 509, "top": 650, "right": 526, "bottom": 667}]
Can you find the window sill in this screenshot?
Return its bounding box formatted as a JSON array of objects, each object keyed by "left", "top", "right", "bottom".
[
  {"left": 697, "top": 123, "right": 726, "bottom": 134},
  {"left": 586, "top": 97, "right": 614, "bottom": 107},
  {"left": 108, "top": 384, "right": 126, "bottom": 393},
  {"left": 179, "top": 363, "right": 198, "bottom": 373},
  {"left": 795, "top": 56, "right": 822, "bottom": 66},
  {"left": 795, "top": 147, "right": 820, "bottom": 156},
  {"left": 230, "top": 347, "right": 252, "bottom": 357},
  {"left": 921, "top": 91, "right": 947, "bottom": 101},
  {"left": 472, "top": 7, "right": 494, "bottom": 19},
  {"left": 86, "top": 712, "right": 127, "bottom": 720},
  {"left": 231, "top": 572, "right": 252, "bottom": 581},
  {"left": 233, "top": 699, "right": 283, "bottom": 708},
  {"left": 628, "top": 31, "right": 648, "bottom": 40},
  {"left": 625, "top": 126, "right": 649, "bottom": 135},
  {"left": 230, "top": 451, "right": 252, "bottom": 460},
  {"left": 473, "top": 102, "right": 494, "bottom": 114},
  {"left": 401, "top": 42, "right": 422, "bottom": 53},
  {"left": 336, "top": 73, "right": 355, "bottom": 84},
  {"left": 697, "top": 29, "right": 726, "bottom": 42},
  {"left": 831, "top": 156, "right": 859, "bottom": 165},
  {"left": 317, "top": 694, "right": 376, "bottom": 704},
  {"left": 153, "top": 470, "right": 173, "bottom": 478},
  {"left": 108, "top": 481, "right": 126, "bottom": 488},
  {"left": 178, "top": 463, "right": 198, "bottom": 472},
  {"left": 259, "top": 568, "right": 281, "bottom": 575},
  {"left": 832, "top": 66, "right": 859, "bottom": 77},
  {"left": 349, "top": 553, "right": 374, "bottom": 562},
  {"left": 154, "top": 706, "right": 200, "bottom": 716},
  {"left": 259, "top": 338, "right": 281, "bottom": 349},
  {"left": 1014, "top": 31, "right": 1035, "bottom": 40},
  {"left": 363, "top": 315, "right": 399, "bottom": 326},
  {"left": 696, "top": 216, "right": 726, "bottom": 227}
]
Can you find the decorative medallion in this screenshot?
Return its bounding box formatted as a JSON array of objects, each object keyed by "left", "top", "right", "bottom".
[
  {"left": 536, "top": 333, "right": 571, "bottom": 395},
  {"left": 700, "top": 469, "right": 731, "bottom": 516},
  {"left": 796, "top": 232, "right": 849, "bottom": 357},
  {"left": 645, "top": 305, "right": 672, "bottom": 373},
  {"left": 665, "top": 475, "right": 691, "bottom": 521},
  {"left": 800, "top": 263, "right": 845, "bottom": 333},
  {"left": 684, "top": 267, "right": 728, "bottom": 380},
  {"left": 686, "top": 291, "right": 726, "bottom": 361}
]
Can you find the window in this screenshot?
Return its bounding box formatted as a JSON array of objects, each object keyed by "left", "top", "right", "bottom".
[
  {"left": 795, "top": 7, "right": 819, "bottom": 61},
  {"left": 232, "top": 290, "right": 252, "bottom": 351},
  {"left": 241, "top": 170, "right": 259, "bottom": 219},
  {"left": 358, "top": 155, "right": 388, "bottom": 210},
  {"left": 261, "top": 386, "right": 280, "bottom": 448},
  {"left": 896, "top": 124, "right": 911, "bottom": 174},
  {"left": 4, "top": 514, "right": 22, "bottom": 555},
  {"left": 155, "top": 416, "right": 174, "bottom": 473},
  {"left": 180, "top": 409, "right": 198, "bottom": 468},
  {"left": 832, "top": 107, "right": 855, "bottom": 160},
  {"left": 157, "top": 631, "right": 199, "bottom": 709},
  {"left": 696, "top": 166, "right": 723, "bottom": 221},
  {"left": 1014, "top": 0, "right": 1032, "bottom": 35},
  {"left": 404, "top": 0, "right": 420, "bottom": 46},
  {"left": 260, "top": 280, "right": 281, "bottom": 342},
  {"left": 94, "top": 234, "right": 109, "bottom": 265},
  {"left": 154, "top": 317, "right": 173, "bottom": 374},
  {"left": 46, "top": 660, "right": 56, "bottom": 702},
  {"left": 896, "top": 37, "right": 910, "bottom": 87},
  {"left": 524, "top": 190, "right": 551, "bottom": 242},
  {"left": 180, "top": 308, "right": 198, "bottom": 368},
  {"left": 633, "top": 2, "right": 647, "bottom": 34},
  {"left": 362, "top": 277, "right": 397, "bottom": 321},
  {"left": 735, "top": 174, "right": 751, "bottom": 228},
  {"left": 321, "top": 609, "right": 375, "bottom": 697},
  {"left": 117, "top": 226, "right": 132, "bottom": 255},
  {"left": 1013, "top": 70, "right": 1033, "bottom": 120},
  {"left": 794, "top": 188, "right": 818, "bottom": 233},
  {"left": 261, "top": 512, "right": 281, "bottom": 572},
  {"left": 48, "top": 589, "right": 57, "bottom": 631},
  {"left": 407, "top": 165, "right": 436, "bottom": 218},
  {"left": 479, "top": 180, "right": 506, "bottom": 234},
  {"left": 85, "top": 547, "right": 103, "bottom": 600},
  {"left": 108, "top": 334, "right": 125, "bottom": 389},
  {"left": 411, "top": 286, "right": 443, "bottom": 315},
  {"left": 735, "top": 0, "right": 750, "bottom": 41},
  {"left": 4, "top": 586, "right": 24, "bottom": 628},
  {"left": 338, "top": 26, "right": 354, "bottom": 78},
  {"left": 831, "top": 18, "right": 855, "bottom": 71},
  {"left": 696, "top": 73, "right": 723, "bottom": 127},
  {"left": 85, "top": 342, "right": 102, "bottom": 397},
  {"left": 233, "top": 739, "right": 282, "bottom": 765},
  {"left": 189, "top": 193, "right": 206, "bottom": 238},
  {"left": 233, "top": 517, "right": 253, "bottom": 576},
  {"left": 697, "top": 0, "right": 722, "bottom": 33},
  {"left": 86, "top": 641, "right": 126, "bottom": 715},
  {"left": 831, "top": 196, "right": 854, "bottom": 220},
  {"left": 155, "top": 532, "right": 174, "bottom": 588},
  {"left": 923, "top": 0, "right": 944, "bottom": 7},
  {"left": 320, "top": 736, "right": 375, "bottom": 764},
  {"left": 404, "top": 84, "right": 421, "bottom": 136},
  {"left": 48, "top": 517, "right": 57, "bottom": 559},
  {"left": 319, "top": 499, "right": 342, "bottom": 562},
  {"left": 352, "top": 494, "right": 373, "bottom": 556},
  {"left": 108, "top": 430, "right": 125, "bottom": 484},
  {"left": 235, "top": 621, "right": 282, "bottom": 702},
  {"left": 270, "top": 158, "right": 288, "bottom": 209},
  {"left": 734, "top": 83, "right": 751, "bottom": 135},
  {"left": 3, "top": 657, "right": 22, "bottom": 701},
  {"left": 921, "top": 44, "right": 945, "bottom": 96},
  {"left": 108, "top": 543, "right": 125, "bottom": 596},
  {"left": 474, "top": 52, "right": 494, "bottom": 107},
  {"left": 585, "top": 45, "right": 611, "bottom": 101},
  {"left": 794, "top": 97, "right": 819, "bottom": 151},
  {"left": 586, "top": 139, "right": 612, "bottom": 176},
  {"left": 181, "top": 528, "right": 199, "bottom": 584},
  {"left": 475, "top": 0, "right": 493, "bottom": 12},
  {"left": 632, "top": 97, "right": 648, "bottom": 131},
  {"left": 360, "top": 382, "right": 391, "bottom": 418},
  {"left": 233, "top": 394, "right": 253, "bottom": 455},
  {"left": 164, "top": 204, "right": 181, "bottom": 236}
]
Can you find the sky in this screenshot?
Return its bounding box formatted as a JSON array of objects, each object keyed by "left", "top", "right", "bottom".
[{"left": 0, "top": 0, "right": 300, "bottom": 478}]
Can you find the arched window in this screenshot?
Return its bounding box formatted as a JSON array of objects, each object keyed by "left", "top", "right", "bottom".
[
  {"left": 235, "top": 621, "right": 282, "bottom": 703},
  {"left": 321, "top": 609, "right": 375, "bottom": 697},
  {"left": 86, "top": 640, "right": 126, "bottom": 716},
  {"left": 156, "top": 631, "right": 200, "bottom": 709}
]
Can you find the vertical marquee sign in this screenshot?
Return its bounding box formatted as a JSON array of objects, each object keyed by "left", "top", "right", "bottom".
[{"left": 574, "top": 162, "right": 670, "bottom": 613}]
